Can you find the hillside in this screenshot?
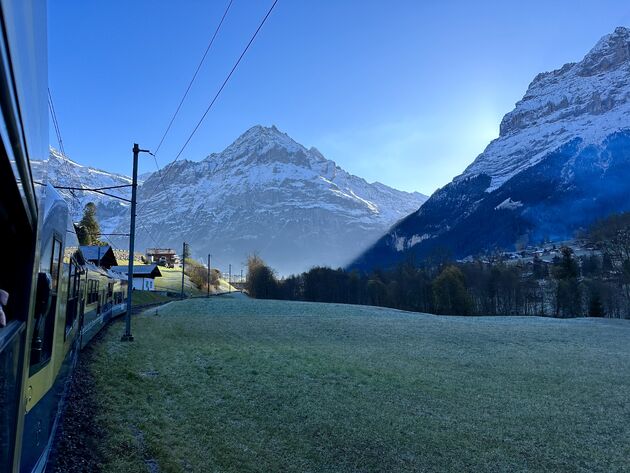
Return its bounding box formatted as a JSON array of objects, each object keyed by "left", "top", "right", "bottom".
[{"left": 351, "top": 27, "right": 630, "bottom": 271}]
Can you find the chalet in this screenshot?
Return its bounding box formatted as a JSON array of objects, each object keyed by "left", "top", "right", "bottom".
[
  {"left": 145, "top": 248, "right": 179, "bottom": 268},
  {"left": 111, "top": 264, "right": 162, "bottom": 291},
  {"left": 79, "top": 245, "right": 118, "bottom": 269}
]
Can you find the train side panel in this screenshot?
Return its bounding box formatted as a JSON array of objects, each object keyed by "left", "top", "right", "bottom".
[
  {"left": 0, "top": 0, "right": 47, "bottom": 471},
  {"left": 19, "top": 187, "right": 76, "bottom": 473}
]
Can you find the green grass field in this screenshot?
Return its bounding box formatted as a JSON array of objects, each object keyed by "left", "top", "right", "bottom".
[
  {"left": 89, "top": 297, "right": 630, "bottom": 472},
  {"left": 130, "top": 290, "right": 176, "bottom": 307},
  {"left": 152, "top": 266, "right": 234, "bottom": 295}
]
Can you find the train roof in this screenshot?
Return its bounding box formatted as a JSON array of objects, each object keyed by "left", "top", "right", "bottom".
[
  {"left": 79, "top": 245, "right": 118, "bottom": 268},
  {"left": 110, "top": 264, "right": 162, "bottom": 278},
  {"left": 84, "top": 262, "right": 127, "bottom": 280}
]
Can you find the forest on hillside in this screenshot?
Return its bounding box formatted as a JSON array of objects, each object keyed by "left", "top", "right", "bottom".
[{"left": 246, "top": 212, "right": 630, "bottom": 318}]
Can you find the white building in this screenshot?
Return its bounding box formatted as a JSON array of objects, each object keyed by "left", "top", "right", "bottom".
[{"left": 110, "top": 264, "right": 162, "bottom": 291}]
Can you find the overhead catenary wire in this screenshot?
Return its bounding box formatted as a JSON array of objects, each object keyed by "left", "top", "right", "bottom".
[
  {"left": 138, "top": 221, "right": 161, "bottom": 248},
  {"left": 48, "top": 87, "right": 82, "bottom": 213},
  {"left": 152, "top": 0, "right": 235, "bottom": 159},
  {"left": 170, "top": 0, "right": 279, "bottom": 167},
  {"left": 141, "top": 0, "right": 235, "bottom": 216},
  {"left": 137, "top": 0, "right": 279, "bottom": 216},
  {"left": 48, "top": 88, "right": 65, "bottom": 156}
]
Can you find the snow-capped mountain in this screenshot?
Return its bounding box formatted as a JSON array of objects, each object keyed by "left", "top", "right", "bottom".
[
  {"left": 34, "top": 128, "right": 427, "bottom": 274},
  {"left": 350, "top": 27, "right": 630, "bottom": 271},
  {"left": 128, "top": 125, "right": 427, "bottom": 274},
  {"left": 31, "top": 148, "right": 133, "bottom": 234}
]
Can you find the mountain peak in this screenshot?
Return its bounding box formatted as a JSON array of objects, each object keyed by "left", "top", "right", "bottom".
[
  {"left": 350, "top": 26, "right": 630, "bottom": 272},
  {"left": 578, "top": 26, "right": 630, "bottom": 76},
  {"left": 226, "top": 124, "right": 304, "bottom": 156},
  {"left": 240, "top": 124, "right": 287, "bottom": 140},
  {"left": 471, "top": 26, "right": 630, "bottom": 190},
  {"left": 48, "top": 147, "right": 83, "bottom": 167}
]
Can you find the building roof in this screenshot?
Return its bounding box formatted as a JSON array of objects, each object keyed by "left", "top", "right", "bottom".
[
  {"left": 146, "top": 248, "right": 176, "bottom": 255},
  {"left": 110, "top": 264, "right": 162, "bottom": 278},
  {"left": 79, "top": 245, "right": 118, "bottom": 268}
]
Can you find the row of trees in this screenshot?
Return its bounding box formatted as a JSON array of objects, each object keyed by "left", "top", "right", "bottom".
[{"left": 246, "top": 212, "right": 630, "bottom": 318}]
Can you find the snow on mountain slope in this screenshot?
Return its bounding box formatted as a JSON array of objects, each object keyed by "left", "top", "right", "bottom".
[
  {"left": 131, "top": 125, "right": 427, "bottom": 274},
  {"left": 31, "top": 148, "right": 133, "bottom": 233},
  {"left": 461, "top": 26, "right": 630, "bottom": 191},
  {"left": 350, "top": 27, "right": 630, "bottom": 272},
  {"left": 34, "top": 128, "right": 427, "bottom": 275}
]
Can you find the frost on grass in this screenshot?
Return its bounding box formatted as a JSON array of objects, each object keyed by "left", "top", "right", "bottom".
[{"left": 91, "top": 297, "right": 630, "bottom": 473}]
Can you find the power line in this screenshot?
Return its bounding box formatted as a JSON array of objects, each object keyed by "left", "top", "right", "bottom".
[
  {"left": 140, "top": 0, "right": 235, "bottom": 222},
  {"left": 137, "top": 0, "right": 279, "bottom": 215},
  {"left": 171, "top": 0, "right": 278, "bottom": 166},
  {"left": 48, "top": 87, "right": 83, "bottom": 213},
  {"left": 48, "top": 88, "right": 65, "bottom": 156},
  {"left": 152, "top": 0, "right": 235, "bottom": 158},
  {"left": 139, "top": 221, "right": 160, "bottom": 248},
  {"left": 51, "top": 185, "right": 132, "bottom": 203}
]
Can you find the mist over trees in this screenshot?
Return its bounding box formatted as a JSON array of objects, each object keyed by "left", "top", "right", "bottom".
[{"left": 246, "top": 212, "right": 630, "bottom": 319}]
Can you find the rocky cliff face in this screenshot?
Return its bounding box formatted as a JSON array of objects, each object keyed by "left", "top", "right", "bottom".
[{"left": 350, "top": 27, "right": 630, "bottom": 271}]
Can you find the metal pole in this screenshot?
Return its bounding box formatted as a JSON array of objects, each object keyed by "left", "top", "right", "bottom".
[
  {"left": 229, "top": 264, "right": 232, "bottom": 293},
  {"left": 181, "top": 242, "right": 186, "bottom": 299},
  {"left": 121, "top": 143, "right": 139, "bottom": 342},
  {"left": 207, "top": 254, "right": 210, "bottom": 298}
]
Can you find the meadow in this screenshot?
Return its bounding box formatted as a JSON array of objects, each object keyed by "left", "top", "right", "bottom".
[
  {"left": 89, "top": 296, "right": 630, "bottom": 472},
  {"left": 151, "top": 266, "right": 233, "bottom": 295}
]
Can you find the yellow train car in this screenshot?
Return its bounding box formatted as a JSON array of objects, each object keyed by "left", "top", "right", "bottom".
[
  {"left": 18, "top": 189, "right": 129, "bottom": 472},
  {"left": 0, "top": 2, "right": 129, "bottom": 471}
]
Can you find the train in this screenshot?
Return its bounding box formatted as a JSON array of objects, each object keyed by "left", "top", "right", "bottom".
[{"left": 0, "top": 2, "right": 130, "bottom": 471}]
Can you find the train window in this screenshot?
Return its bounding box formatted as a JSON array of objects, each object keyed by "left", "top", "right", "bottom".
[
  {"left": 87, "top": 280, "right": 93, "bottom": 304},
  {"left": 87, "top": 279, "right": 99, "bottom": 305},
  {"left": 50, "top": 238, "right": 62, "bottom": 292},
  {"left": 30, "top": 236, "right": 61, "bottom": 371},
  {"left": 65, "top": 260, "right": 79, "bottom": 332}
]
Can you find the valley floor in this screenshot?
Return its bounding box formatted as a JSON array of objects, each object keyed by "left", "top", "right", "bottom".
[{"left": 86, "top": 297, "right": 629, "bottom": 472}]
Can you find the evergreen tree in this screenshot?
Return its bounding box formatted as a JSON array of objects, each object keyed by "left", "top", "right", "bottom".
[{"left": 77, "top": 202, "right": 102, "bottom": 246}]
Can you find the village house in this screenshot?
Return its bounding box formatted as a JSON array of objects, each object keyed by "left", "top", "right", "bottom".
[
  {"left": 145, "top": 248, "right": 179, "bottom": 268},
  {"left": 111, "top": 264, "right": 162, "bottom": 291}
]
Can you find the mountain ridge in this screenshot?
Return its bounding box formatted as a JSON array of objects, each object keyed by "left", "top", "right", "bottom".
[
  {"left": 33, "top": 126, "right": 427, "bottom": 274},
  {"left": 132, "top": 125, "right": 428, "bottom": 274},
  {"left": 350, "top": 26, "right": 630, "bottom": 272}
]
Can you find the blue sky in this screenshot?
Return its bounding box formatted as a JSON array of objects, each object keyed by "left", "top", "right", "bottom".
[{"left": 48, "top": 0, "right": 630, "bottom": 194}]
